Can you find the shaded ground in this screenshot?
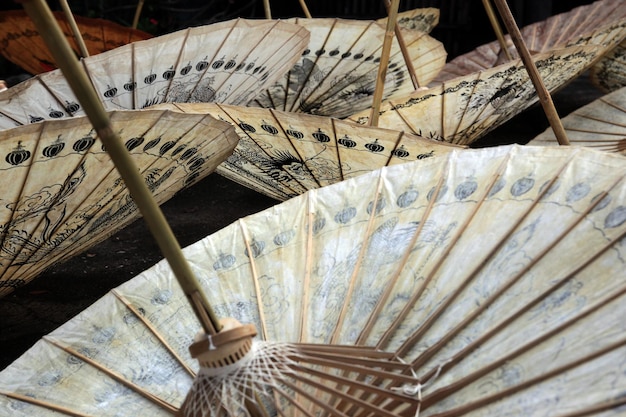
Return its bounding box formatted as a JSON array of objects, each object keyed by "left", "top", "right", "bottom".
[{"left": 0, "top": 74, "right": 605, "bottom": 369}]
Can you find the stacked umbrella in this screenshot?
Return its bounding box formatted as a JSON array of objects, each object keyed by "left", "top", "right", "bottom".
[{"left": 1, "top": 1, "right": 626, "bottom": 417}]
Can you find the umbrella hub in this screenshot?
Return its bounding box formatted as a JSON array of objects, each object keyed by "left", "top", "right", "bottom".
[{"left": 188, "top": 318, "right": 258, "bottom": 371}]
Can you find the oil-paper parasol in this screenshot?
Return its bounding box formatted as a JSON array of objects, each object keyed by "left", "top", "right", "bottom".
[
  {"left": 348, "top": 44, "right": 602, "bottom": 146},
  {"left": 1, "top": 144, "right": 625, "bottom": 415},
  {"left": 151, "top": 102, "right": 463, "bottom": 201},
  {"left": 0, "top": 18, "right": 310, "bottom": 129},
  {"left": 0, "top": 109, "right": 239, "bottom": 296},
  {"left": 0, "top": 9, "right": 152, "bottom": 75},
  {"left": 432, "top": 0, "right": 626, "bottom": 83},
  {"left": 529, "top": 84, "right": 626, "bottom": 154},
  {"left": 250, "top": 8, "right": 446, "bottom": 118},
  {"left": 590, "top": 38, "right": 626, "bottom": 93}
]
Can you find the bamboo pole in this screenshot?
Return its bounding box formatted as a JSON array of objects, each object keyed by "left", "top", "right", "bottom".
[
  {"left": 369, "top": 0, "right": 401, "bottom": 126},
  {"left": 298, "top": 0, "right": 312, "bottom": 18},
  {"left": 20, "top": 0, "right": 223, "bottom": 335},
  {"left": 481, "top": 0, "right": 512, "bottom": 61},
  {"left": 263, "top": 0, "right": 272, "bottom": 19},
  {"left": 132, "top": 0, "right": 145, "bottom": 29},
  {"left": 492, "top": 0, "right": 570, "bottom": 145},
  {"left": 59, "top": 0, "right": 89, "bottom": 57},
  {"left": 384, "top": 0, "right": 420, "bottom": 89}
]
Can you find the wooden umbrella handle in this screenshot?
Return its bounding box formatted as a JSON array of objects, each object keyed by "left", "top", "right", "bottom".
[
  {"left": 492, "top": 0, "right": 570, "bottom": 146},
  {"left": 19, "top": 0, "right": 222, "bottom": 335}
]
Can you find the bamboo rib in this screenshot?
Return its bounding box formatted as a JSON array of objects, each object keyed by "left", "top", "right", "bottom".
[
  {"left": 372, "top": 161, "right": 449, "bottom": 350},
  {"left": 0, "top": 390, "right": 94, "bottom": 417},
  {"left": 383, "top": 0, "right": 420, "bottom": 89},
  {"left": 330, "top": 176, "right": 385, "bottom": 344},
  {"left": 20, "top": 0, "right": 222, "bottom": 336},
  {"left": 420, "top": 281, "right": 626, "bottom": 412},
  {"left": 111, "top": 289, "right": 196, "bottom": 377},
  {"left": 359, "top": 153, "right": 510, "bottom": 347},
  {"left": 42, "top": 337, "right": 179, "bottom": 414}
]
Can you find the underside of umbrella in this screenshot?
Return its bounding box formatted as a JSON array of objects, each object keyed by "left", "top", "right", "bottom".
[
  {"left": 0, "top": 109, "right": 239, "bottom": 296},
  {"left": 432, "top": 0, "right": 626, "bottom": 83},
  {"left": 152, "top": 102, "right": 462, "bottom": 201},
  {"left": 529, "top": 85, "right": 626, "bottom": 154},
  {"left": 1, "top": 145, "right": 625, "bottom": 416},
  {"left": 250, "top": 9, "right": 446, "bottom": 118},
  {"left": 590, "top": 38, "right": 626, "bottom": 92},
  {"left": 348, "top": 45, "right": 602, "bottom": 146},
  {"left": 0, "top": 18, "right": 310, "bottom": 130}
]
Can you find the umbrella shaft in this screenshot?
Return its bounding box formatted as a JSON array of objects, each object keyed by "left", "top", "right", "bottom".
[{"left": 20, "top": 0, "right": 222, "bottom": 335}]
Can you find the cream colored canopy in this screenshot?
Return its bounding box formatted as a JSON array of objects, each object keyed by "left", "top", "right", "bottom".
[
  {"left": 0, "top": 18, "right": 310, "bottom": 130},
  {"left": 152, "top": 102, "right": 462, "bottom": 201},
  {"left": 0, "top": 109, "right": 238, "bottom": 297},
  {"left": 1, "top": 145, "right": 625, "bottom": 415},
  {"left": 251, "top": 9, "right": 446, "bottom": 118},
  {"left": 348, "top": 45, "right": 601, "bottom": 146}
]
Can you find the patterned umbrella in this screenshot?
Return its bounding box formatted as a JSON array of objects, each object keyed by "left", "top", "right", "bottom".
[
  {"left": 348, "top": 45, "right": 603, "bottom": 146},
  {"left": 250, "top": 8, "right": 446, "bottom": 118},
  {"left": 0, "top": 109, "right": 239, "bottom": 297},
  {"left": 432, "top": 0, "right": 626, "bottom": 83},
  {"left": 152, "top": 102, "right": 462, "bottom": 201},
  {"left": 1, "top": 145, "right": 625, "bottom": 416},
  {"left": 0, "top": 17, "right": 310, "bottom": 129}
]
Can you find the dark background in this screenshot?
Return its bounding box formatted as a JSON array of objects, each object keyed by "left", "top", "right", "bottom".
[{"left": 0, "top": 0, "right": 603, "bottom": 369}]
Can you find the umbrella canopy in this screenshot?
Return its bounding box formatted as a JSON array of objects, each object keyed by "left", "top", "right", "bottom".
[
  {"left": 529, "top": 84, "right": 626, "bottom": 154},
  {"left": 348, "top": 45, "right": 601, "bottom": 146},
  {"left": 0, "top": 10, "right": 152, "bottom": 75},
  {"left": 0, "top": 18, "right": 310, "bottom": 130},
  {"left": 1, "top": 144, "right": 625, "bottom": 415},
  {"left": 152, "top": 102, "right": 462, "bottom": 201},
  {"left": 432, "top": 0, "right": 626, "bottom": 83},
  {"left": 250, "top": 9, "right": 446, "bottom": 118},
  {"left": 590, "top": 38, "right": 626, "bottom": 92},
  {"left": 0, "top": 108, "right": 239, "bottom": 297}
]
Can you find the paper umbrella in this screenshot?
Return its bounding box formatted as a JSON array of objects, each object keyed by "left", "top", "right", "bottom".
[
  {"left": 431, "top": 0, "right": 626, "bottom": 83},
  {"left": 348, "top": 44, "right": 605, "bottom": 146},
  {"left": 151, "top": 102, "right": 463, "bottom": 201},
  {"left": 0, "top": 9, "right": 152, "bottom": 75},
  {"left": 1, "top": 144, "right": 625, "bottom": 416},
  {"left": 0, "top": 108, "right": 239, "bottom": 297},
  {"left": 529, "top": 84, "right": 626, "bottom": 154},
  {"left": 0, "top": 17, "right": 310, "bottom": 130},
  {"left": 250, "top": 8, "right": 447, "bottom": 118}
]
